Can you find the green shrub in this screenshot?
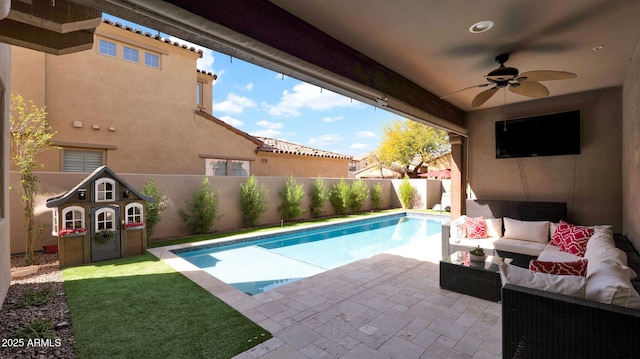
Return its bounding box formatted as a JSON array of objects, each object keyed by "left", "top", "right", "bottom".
[
  {"left": 329, "top": 179, "right": 350, "bottom": 215},
  {"left": 398, "top": 176, "right": 414, "bottom": 209},
  {"left": 371, "top": 183, "right": 383, "bottom": 210},
  {"left": 240, "top": 175, "right": 268, "bottom": 227},
  {"left": 278, "top": 177, "right": 305, "bottom": 220},
  {"left": 179, "top": 177, "right": 219, "bottom": 234},
  {"left": 141, "top": 177, "right": 168, "bottom": 239},
  {"left": 7, "top": 318, "right": 55, "bottom": 340},
  {"left": 8, "top": 286, "right": 55, "bottom": 309},
  {"left": 309, "top": 178, "right": 329, "bottom": 218},
  {"left": 349, "top": 179, "right": 369, "bottom": 212}
]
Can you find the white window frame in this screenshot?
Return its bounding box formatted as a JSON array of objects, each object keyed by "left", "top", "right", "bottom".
[
  {"left": 99, "top": 39, "right": 116, "bottom": 57},
  {"left": 125, "top": 203, "right": 144, "bottom": 224},
  {"left": 62, "top": 206, "right": 85, "bottom": 230},
  {"left": 95, "top": 207, "right": 116, "bottom": 232},
  {"left": 144, "top": 52, "right": 160, "bottom": 68},
  {"left": 205, "top": 158, "right": 251, "bottom": 176},
  {"left": 123, "top": 46, "right": 139, "bottom": 63},
  {"left": 95, "top": 178, "right": 116, "bottom": 202},
  {"left": 196, "top": 81, "right": 204, "bottom": 106}
]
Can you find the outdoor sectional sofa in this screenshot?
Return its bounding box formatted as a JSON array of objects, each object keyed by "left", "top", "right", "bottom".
[{"left": 440, "top": 199, "right": 640, "bottom": 358}]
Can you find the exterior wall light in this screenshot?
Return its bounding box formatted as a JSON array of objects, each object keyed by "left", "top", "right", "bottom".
[
  {"left": 78, "top": 189, "right": 87, "bottom": 200},
  {"left": 123, "top": 190, "right": 130, "bottom": 199}
]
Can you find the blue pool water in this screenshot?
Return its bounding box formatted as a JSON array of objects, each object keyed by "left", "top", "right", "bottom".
[{"left": 174, "top": 213, "right": 443, "bottom": 295}]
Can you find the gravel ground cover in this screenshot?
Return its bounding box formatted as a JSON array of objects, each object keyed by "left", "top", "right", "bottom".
[{"left": 1, "top": 253, "right": 75, "bottom": 359}]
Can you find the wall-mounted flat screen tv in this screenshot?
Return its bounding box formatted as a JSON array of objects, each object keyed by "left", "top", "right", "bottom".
[{"left": 495, "top": 110, "right": 581, "bottom": 158}]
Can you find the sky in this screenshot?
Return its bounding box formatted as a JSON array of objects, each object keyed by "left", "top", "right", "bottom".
[{"left": 104, "top": 15, "right": 403, "bottom": 158}]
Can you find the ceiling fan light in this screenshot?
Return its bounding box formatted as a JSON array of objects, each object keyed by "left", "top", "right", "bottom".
[{"left": 469, "top": 20, "right": 494, "bottom": 33}]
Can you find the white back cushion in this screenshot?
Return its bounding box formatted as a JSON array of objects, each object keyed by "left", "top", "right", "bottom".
[{"left": 503, "top": 217, "right": 550, "bottom": 243}]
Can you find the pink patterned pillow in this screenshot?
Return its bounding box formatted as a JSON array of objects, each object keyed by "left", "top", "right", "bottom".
[
  {"left": 529, "top": 259, "right": 588, "bottom": 277},
  {"left": 465, "top": 216, "right": 487, "bottom": 239},
  {"left": 550, "top": 221, "right": 594, "bottom": 257}
]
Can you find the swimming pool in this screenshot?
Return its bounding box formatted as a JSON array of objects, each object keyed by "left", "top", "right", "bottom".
[{"left": 173, "top": 213, "right": 443, "bottom": 295}]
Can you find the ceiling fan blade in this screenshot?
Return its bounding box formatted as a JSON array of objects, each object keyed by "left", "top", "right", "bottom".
[
  {"left": 519, "top": 70, "right": 577, "bottom": 81},
  {"left": 472, "top": 87, "right": 498, "bottom": 107},
  {"left": 440, "top": 83, "right": 490, "bottom": 99},
  {"left": 509, "top": 81, "right": 549, "bottom": 98}
]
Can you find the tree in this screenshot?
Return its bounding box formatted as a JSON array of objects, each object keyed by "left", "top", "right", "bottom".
[
  {"left": 375, "top": 119, "right": 450, "bottom": 177},
  {"left": 10, "top": 94, "right": 56, "bottom": 265},
  {"left": 179, "top": 177, "right": 219, "bottom": 234},
  {"left": 309, "top": 178, "right": 329, "bottom": 218},
  {"left": 141, "top": 177, "right": 168, "bottom": 239},
  {"left": 278, "top": 177, "right": 305, "bottom": 220},
  {"left": 240, "top": 175, "right": 268, "bottom": 227}
]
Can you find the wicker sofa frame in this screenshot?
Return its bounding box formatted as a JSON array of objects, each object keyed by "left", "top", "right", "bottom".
[
  {"left": 503, "top": 284, "right": 640, "bottom": 358},
  {"left": 441, "top": 199, "right": 567, "bottom": 266}
]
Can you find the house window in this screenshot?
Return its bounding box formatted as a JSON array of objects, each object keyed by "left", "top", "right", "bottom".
[
  {"left": 99, "top": 39, "right": 116, "bottom": 57},
  {"left": 95, "top": 178, "right": 116, "bottom": 202},
  {"left": 125, "top": 203, "right": 144, "bottom": 224},
  {"left": 63, "top": 149, "right": 104, "bottom": 172},
  {"left": 123, "top": 46, "right": 139, "bottom": 62},
  {"left": 205, "top": 159, "right": 250, "bottom": 176},
  {"left": 196, "top": 82, "right": 204, "bottom": 106},
  {"left": 145, "top": 52, "right": 159, "bottom": 68},
  {"left": 62, "top": 206, "right": 85, "bottom": 230},
  {"left": 95, "top": 208, "right": 115, "bottom": 231}
]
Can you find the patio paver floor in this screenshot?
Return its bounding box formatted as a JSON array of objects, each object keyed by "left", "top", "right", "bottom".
[{"left": 149, "top": 230, "right": 502, "bottom": 358}]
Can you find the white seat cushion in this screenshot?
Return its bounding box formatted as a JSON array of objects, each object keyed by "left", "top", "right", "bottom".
[
  {"left": 449, "top": 236, "right": 499, "bottom": 250},
  {"left": 494, "top": 238, "right": 547, "bottom": 256},
  {"left": 499, "top": 262, "right": 587, "bottom": 298}
]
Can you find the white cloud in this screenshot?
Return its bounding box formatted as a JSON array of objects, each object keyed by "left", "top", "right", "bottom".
[
  {"left": 356, "top": 131, "right": 377, "bottom": 138},
  {"left": 267, "top": 83, "right": 358, "bottom": 116},
  {"left": 242, "top": 82, "right": 254, "bottom": 91},
  {"left": 322, "top": 116, "right": 343, "bottom": 123},
  {"left": 219, "top": 115, "right": 244, "bottom": 127},
  {"left": 257, "top": 120, "right": 283, "bottom": 129},
  {"left": 212, "top": 93, "right": 257, "bottom": 115},
  {"left": 350, "top": 143, "right": 368, "bottom": 149},
  {"left": 308, "top": 134, "right": 343, "bottom": 147},
  {"left": 251, "top": 129, "right": 281, "bottom": 138}
]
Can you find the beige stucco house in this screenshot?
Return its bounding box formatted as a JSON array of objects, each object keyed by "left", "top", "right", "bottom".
[{"left": 10, "top": 20, "right": 351, "bottom": 178}]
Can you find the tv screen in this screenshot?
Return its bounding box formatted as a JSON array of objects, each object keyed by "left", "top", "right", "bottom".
[{"left": 495, "top": 110, "right": 581, "bottom": 158}]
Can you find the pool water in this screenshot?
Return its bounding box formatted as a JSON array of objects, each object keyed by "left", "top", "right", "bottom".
[{"left": 174, "top": 213, "right": 443, "bottom": 295}]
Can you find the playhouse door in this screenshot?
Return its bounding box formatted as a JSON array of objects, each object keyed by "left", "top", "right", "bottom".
[{"left": 91, "top": 205, "right": 121, "bottom": 262}]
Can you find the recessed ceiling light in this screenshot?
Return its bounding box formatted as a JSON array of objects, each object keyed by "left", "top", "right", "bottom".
[
  {"left": 593, "top": 45, "right": 605, "bottom": 52},
  {"left": 469, "top": 21, "right": 494, "bottom": 34}
]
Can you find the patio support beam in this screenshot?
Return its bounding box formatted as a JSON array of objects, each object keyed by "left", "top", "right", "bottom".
[
  {"left": 449, "top": 133, "right": 467, "bottom": 218},
  {"left": 77, "top": 0, "right": 465, "bottom": 131}
]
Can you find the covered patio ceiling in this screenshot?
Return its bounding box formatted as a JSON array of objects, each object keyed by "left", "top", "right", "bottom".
[{"left": 65, "top": 0, "right": 640, "bottom": 133}]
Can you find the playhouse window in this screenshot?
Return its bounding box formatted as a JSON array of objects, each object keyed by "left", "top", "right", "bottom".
[
  {"left": 95, "top": 178, "right": 116, "bottom": 201},
  {"left": 125, "top": 203, "right": 144, "bottom": 224},
  {"left": 62, "top": 206, "right": 85, "bottom": 230},
  {"left": 95, "top": 208, "right": 115, "bottom": 231}
]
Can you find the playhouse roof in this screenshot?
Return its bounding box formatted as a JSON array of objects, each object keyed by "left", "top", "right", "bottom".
[{"left": 46, "top": 166, "right": 153, "bottom": 208}]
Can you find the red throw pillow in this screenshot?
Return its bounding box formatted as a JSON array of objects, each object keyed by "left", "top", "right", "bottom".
[
  {"left": 465, "top": 216, "right": 487, "bottom": 239},
  {"left": 529, "top": 259, "right": 588, "bottom": 277},
  {"left": 550, "top": 221, "right": 594, "bottom": 257}
]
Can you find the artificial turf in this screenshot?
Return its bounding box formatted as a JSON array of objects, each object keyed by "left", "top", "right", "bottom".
[{"left": 63, "top": 254, "right": 271, "bottom": 358}]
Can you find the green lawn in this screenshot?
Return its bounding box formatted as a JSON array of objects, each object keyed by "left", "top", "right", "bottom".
[{"left": 63, "top": 254, "right": 271, "bottom": 359}]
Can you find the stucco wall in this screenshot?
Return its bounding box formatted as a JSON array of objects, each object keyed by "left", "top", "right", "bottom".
[
  {"left": 622, "top": 40, "right": 640, "bottom": 251},
  {"left": 389, "top": 178, "right": 444, "bottom": 210},
  {"left": 9, "top": 172, "right": 397, "bottom": 253},
  {"left": 9, "top": 24, "right": 259, "bottom": 176},
  {"left": 0, "top": 43, "right": 10, "bottom": 306},
  {"left": 253, "top": 152, "right": 350, "bottom": 178},
  {"left": 466, "top": 87, "right": 622, "bottom": 231}
]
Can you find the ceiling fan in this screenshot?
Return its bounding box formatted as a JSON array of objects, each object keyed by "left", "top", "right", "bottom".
[{"left": 441, "top": 54, "right": 577, "bottom": 107}]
